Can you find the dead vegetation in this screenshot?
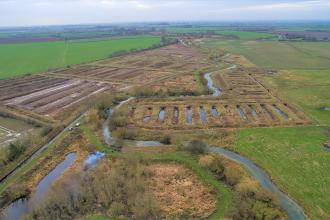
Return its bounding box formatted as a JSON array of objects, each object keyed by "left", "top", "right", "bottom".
[
  {"left": 23, "top": 155, "right": 216, "bottom": 220},
  {"left": 147, "top": 163, "right": 216, "bottom": 219}
]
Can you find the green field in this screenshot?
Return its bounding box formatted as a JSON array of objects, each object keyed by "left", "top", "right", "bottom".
[
  {"left": 262, "top": 69, "right": 330, "bottom": 126},
  {"left": 167, "top": 27, "right": 276, "bottom": 40},
  {"left": 215, "top": 30, "right": 276, "bottom": 40},
  {"left": 234, "top": 126, "right": 330, "bottom": 220},
  {"left": 0, "top": 36, "right": 161, "bottom": 79},
  {"left": 205, "top": 40, "right": 330, "bottom": 69},
  {"left": 167, "top": 27, "right": 225, "bottom": 33}
]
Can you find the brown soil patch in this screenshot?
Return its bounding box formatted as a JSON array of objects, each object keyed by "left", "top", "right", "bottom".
[
  {"left": 147, "top": 163, "right": 216, "bottom": 219},
  {"left": 152, "top": 74, "right": 201, "bottom": 94}
]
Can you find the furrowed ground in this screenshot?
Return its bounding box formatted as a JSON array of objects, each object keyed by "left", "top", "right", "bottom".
[{"left": 0, "top": 36, "right": 161, "bottom": 79}]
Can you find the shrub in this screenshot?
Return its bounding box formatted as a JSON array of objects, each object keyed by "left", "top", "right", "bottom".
[
  {"left": 113, "top": 128, "right": 137, "bottom": 140},
  {"left": 108, "top": 201, "right": 127, "bottom": 216},
  {"left": 26, "top": 157, "right": 160, "bottom": 220},
  {"left": 108, "top": 111, "right": 128, "bottom": 130},
  {"left": 160, "top": 135, "right": 171, "bottom": 145},
  {"left": 199, "top": 154, "right": 225, "bottom": 180},
  {"left": 184, "top": 140, "right": 208, "bottom": 155},
  {"left": 85, "top": 109, "right": 102, "bottom": 130},
  {"left": 7, "top": 142, "right": 26, "bottom": 162},
  {"left": 112, "top": 139, "right": 124, "bottom": 151}
]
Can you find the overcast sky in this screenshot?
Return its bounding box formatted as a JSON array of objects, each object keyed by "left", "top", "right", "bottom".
[{"left": 1, "top": 0, "right": 330, "bottom": 27}]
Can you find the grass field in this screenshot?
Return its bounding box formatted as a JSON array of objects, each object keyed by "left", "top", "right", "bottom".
[
  {"left": 0, "top": 36, "right": 161, "bottom": 79},
  {"left": 215, "top": 30, "right": 276, "bottom": 40},
  {"left": 204, "top": 40, "right": 330, "bottom": 69},
  {"left": 261, "top": 69, "right": 330, "bottom": 126},
  {"left": 234, "top": 126, "right": 330, "bottom": 220},
  {"left": 167, "top": 27, "right": 276, "bottom": 40},
  {"left": 167, "top": 27, "right": 225, "bottom": 33}
]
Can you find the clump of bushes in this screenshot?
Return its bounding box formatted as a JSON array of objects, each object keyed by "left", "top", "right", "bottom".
[
  {"left": 199, "top": 153, "right": 224, "bottom": 180},
  {"left": 108, "top": 111, "right": 129, "bottom": 130},
  {"left": 25, "top": 157, "right": 160, "bottom": 220},
  {"left": 0, "top": 132, "right": 40, "bottom": 168},
  {"left": 184, "top": 140, "right": 208, "bottom": 154},
  {"left": 113, "top": 128, "right": 138, "bottom": 140},
  {"left": 85, "top": 109, "right": 102, "bottom": 131},
  {"left": 160, "top": 135, "right": 171, "bottom": 145},
  {"left": 198, "top": 153, "right": 286, "bottom": 220},
  {"left": 130, "top": 86, "right": 166, "bottom": 98}
]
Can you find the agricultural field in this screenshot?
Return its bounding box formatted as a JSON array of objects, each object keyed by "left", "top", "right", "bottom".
[
  {"left": 167, "top": 27, "right": 277, "bottom": 40},
  {"left": 203, "top": 40, "right": 330, "bottom": 69},
  {"left": 49, "top": 44, "right": 213, "bottom": 85},
  {"left": 0, "top": 36, "right": 161, "bottom": 79},
  {"left": 0, "top": 75, "right": 115, "bottom": 118},
  {"left": 215, "top": 30, "right": 276, "bottom": 40}
]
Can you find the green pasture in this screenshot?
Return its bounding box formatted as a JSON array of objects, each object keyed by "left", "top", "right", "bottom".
[
  {"left": 215, "top": 30, "right": 276, "bottom": 40},
  {"left": 0, "top": 36, "right": 161, "bottom": 79},
  {"left": 262, "top": 69, "right": 330, "bottom": 126},
  {"left": 234, "top": 126, "right": 330, "bottom": 220},
  {"left": 204, "top": 40, "right": 330, "bottom": 69}
]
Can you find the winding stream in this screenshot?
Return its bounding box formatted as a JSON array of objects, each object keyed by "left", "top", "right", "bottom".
[
  {"left": 209, "top": 147, "right": 307, "bottom": 220},
  {"left": 2, "top": 153, "right": 77, "bottom": 220},
  {"left": 204, "top": 73, "right": 221, "bottom": 97},
  {"left": 204, "top": 64, "right": 237, "bottom": 97}
]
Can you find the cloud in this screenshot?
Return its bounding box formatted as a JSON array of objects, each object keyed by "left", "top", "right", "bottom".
[
  {"left": 0, "top": 0, "right": 330, "bottom": 27},
  {"left": 234, "top": 0, "right": 330, "bottom": 11}
]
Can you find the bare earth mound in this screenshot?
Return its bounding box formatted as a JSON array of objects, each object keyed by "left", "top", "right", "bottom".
[{"left": 147, "top": 163, "right": 216, "bottom": 219}]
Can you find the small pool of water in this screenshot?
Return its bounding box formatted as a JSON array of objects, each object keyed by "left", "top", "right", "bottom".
[
  {"left": 236, "top": 106, "right": 247, "bottom": 120},
  {"left": 199, "top": 106, "right": 207, "bottom": 124},
  {"left": 158, "top": 107, "right": 166, "bottom": 122},
  {"left": 2, "top": 153, "right": 77, "bottom": 220},
  {"left": 186, "top": 107, "right": 193, "bottom": 124},
  {"left": 321, "top": 107, "right": 330, "bottom": 111},
  {"left": 211, "top": 106, "right": 220, "bottom": 117},
  {"left": 85, "top": 151, "right": 105, "bottom": 168},
  {"left": 273, "top": 105, "right": 289, "bottom": 119},
  {"left": 249, "top": 105, "right": 258, "bottom": 118}
]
